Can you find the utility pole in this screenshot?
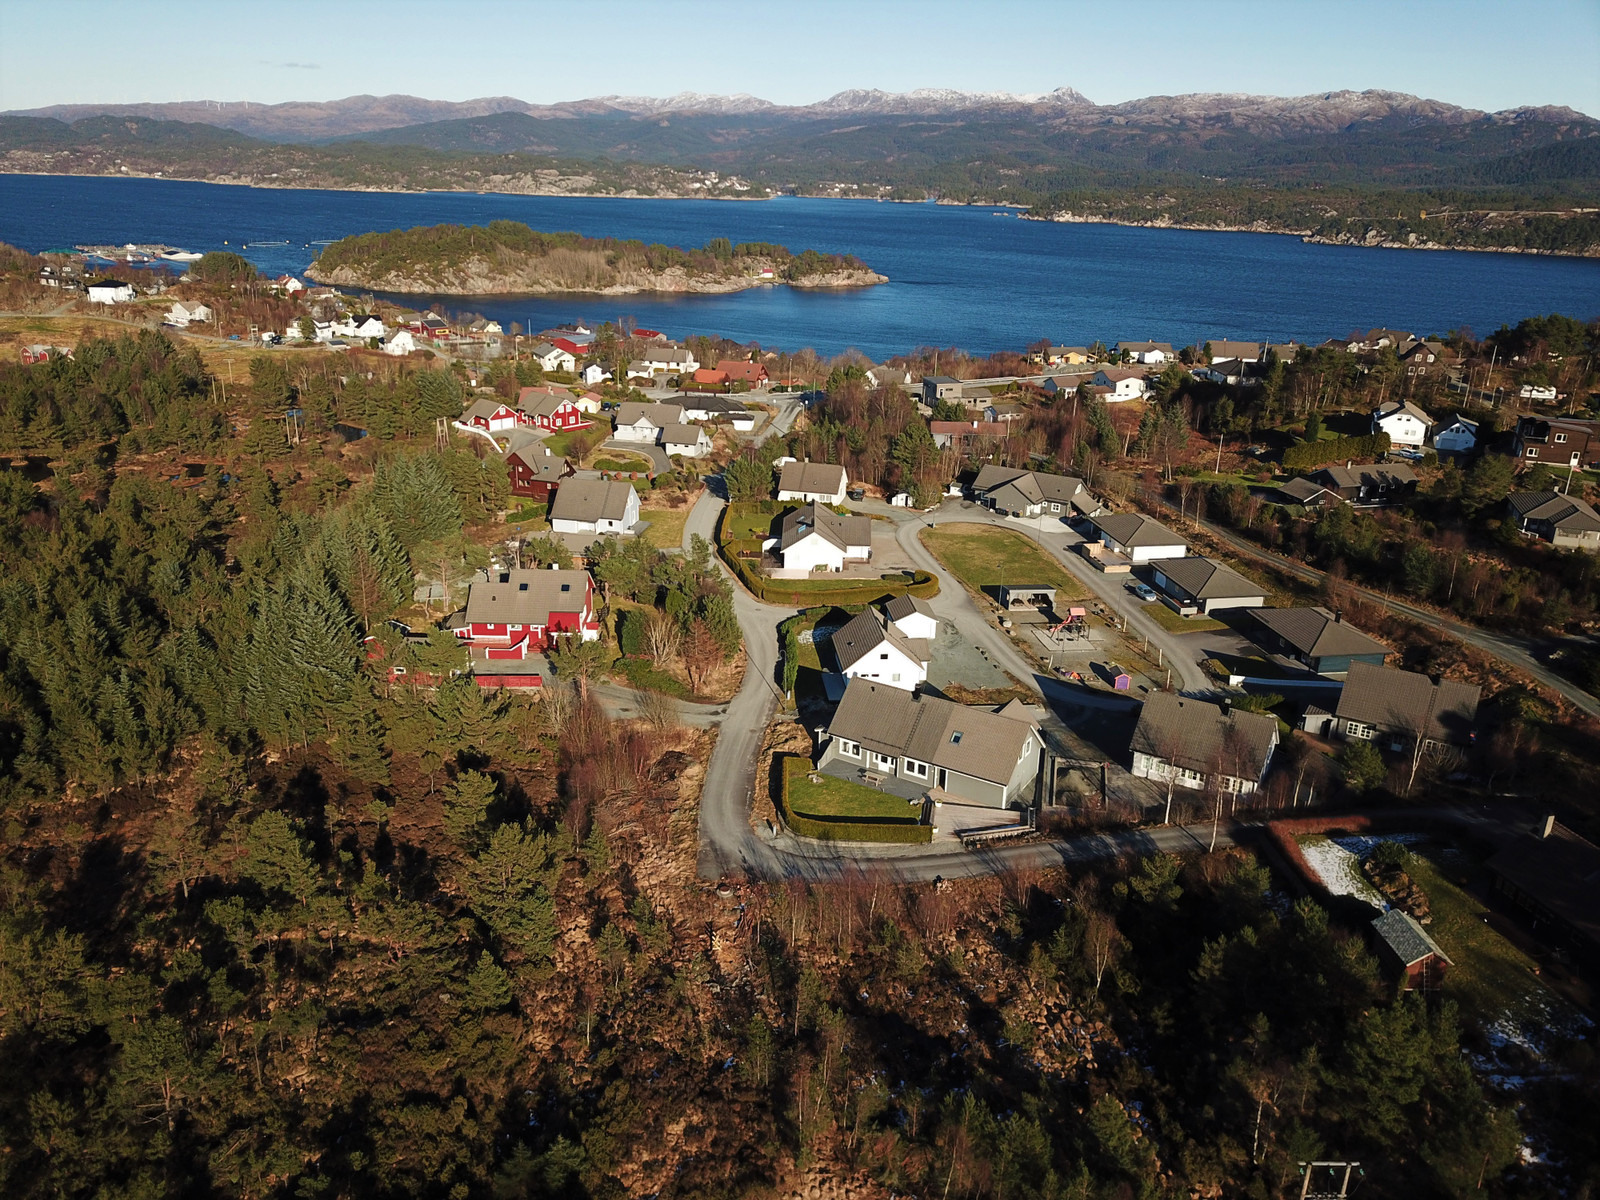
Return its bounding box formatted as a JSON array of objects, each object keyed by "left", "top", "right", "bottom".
[
  {"left": 1298, "top": 1162, "right": 1360, "bottom": 1200},
  {"left": 1216, "top": 431, "right": 1225, "bottom": 474}
]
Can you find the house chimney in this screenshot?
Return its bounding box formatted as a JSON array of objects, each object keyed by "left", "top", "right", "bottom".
[
  {"left": 1334, "top": 608, "right": 1343, "bottom": 623},
  {"left": 1540, "top": 814, "right": 1556, "bottom": 839},
  {"left": 1346, "top": 460, "right": 1353, "bottom": 470}
]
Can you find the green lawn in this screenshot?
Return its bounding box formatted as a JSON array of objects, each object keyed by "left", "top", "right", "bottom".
[
  {"left": 921, "top": 524, "right": 1084, "bottom": 598},
  {"left": 1405, "top": 849, "right": 1563, "bottom": 1026},
  {"left": 783, "top": 757, "right": 923, "bottom": 821},
  {"left": 1206, "top": 651, "right": 1306, "bottom": 681},
  {"left": 640, "top": 507, "right": 689, "bottom": 550},
  {"left": 1142, "top": 602, "right": 1226, "bottom": 634},
  {"left": 542, "top": 428, "right": 601, "bottom": 458},
  {"left": 721, "top": 504, "right": 780, "bottom": 544},
  {"left": 594, "top": 453, "right": 653, "bottom": 473}
]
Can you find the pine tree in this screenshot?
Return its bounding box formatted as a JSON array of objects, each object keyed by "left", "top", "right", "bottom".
[
  {"left": 330, "top": 678, "right": 390, "bottom": 784},
  {"left": 443, "top": 769, "right": 498, "bottom": 850}
]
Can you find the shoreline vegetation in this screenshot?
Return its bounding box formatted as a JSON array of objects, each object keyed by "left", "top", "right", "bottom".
[{"left": 304, "top": 220, "right": 887, "bottom": 294}]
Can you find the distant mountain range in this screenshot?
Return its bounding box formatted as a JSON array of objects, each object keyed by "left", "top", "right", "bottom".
[
  {"left": 11, "top": 86, "right": 1591, "bottom": 142},
  {"left": 3, "top": 88, "right": 1597, "bottom": 255}
]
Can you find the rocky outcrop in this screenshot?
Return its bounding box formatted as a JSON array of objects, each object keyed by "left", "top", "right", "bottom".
[{"left": 305, "top": 256, "right": 885, "bottom": 296}]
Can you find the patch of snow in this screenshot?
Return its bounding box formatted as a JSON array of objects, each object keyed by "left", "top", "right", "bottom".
[{"left": 1297, "top": 836, "right": 1384, "bottom": 909}]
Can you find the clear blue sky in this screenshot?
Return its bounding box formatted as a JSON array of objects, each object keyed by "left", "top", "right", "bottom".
[{"left": 2, "top": 0, "right": 1597, "bottom": 116}]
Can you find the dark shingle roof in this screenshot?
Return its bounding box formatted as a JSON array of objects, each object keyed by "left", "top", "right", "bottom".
[
  {"left": 1274, "top": 477, "right": 1337, "bottom": 504},
  {"left": 778, "top": 502, "right": 872, "bottom": 554},
  {"left": 549, "top": 478, "right": 635, "bottom": 524},
  {"left": 1090, "top": 512, "right": 1186, "bottom": 550},
  {"left": 1249, "top": 607, "right": 1388, "bottom": 661},
  {"left": 884, "top": 594, "right": 935, "bottom": 624},
  {"left": 1507, "top": 491, "right": 1600, "bottom": 533},
  {"left": 829, "top": 609, "right": 928, "bottom": 671},
  {"left": 1129, "top": 693, "right": 1278, "bottom": 780},
  {"left": 778, "top": 460, "right": 848, "bottom": 495},
  {"left": 972, "top": 466, "right": 1085, "bottom": 507},
  {"left": 1333, "top": 661, "right": 1480, "bottom": 744},
  {"left": 1148, "top": 556, "right": 1265, "bottom": 602},
  {"left": 1371, "top": 908, "right": 1453, "bottom": 967},
  {"left": 828, "top": 680, "right": 1039, "bottom": 787},
  {"left": 465, "top": 569, "right": 590, "bottom": 627},
  {"left": 1487, "top": 823, "right": 1600, "bottom": 950}
]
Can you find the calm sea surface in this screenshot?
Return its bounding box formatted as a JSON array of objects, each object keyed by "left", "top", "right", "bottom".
[{"left": 3, "top": 174, "right": 1597, "bottom": 358}]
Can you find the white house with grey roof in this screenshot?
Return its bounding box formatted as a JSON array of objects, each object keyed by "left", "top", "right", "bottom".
[
  {"left": 1130, "top": 693, "right": 1278, "bottom": 796},
  {"left": 828, "top": 608, "right": 929, "bottom": 692},
  {"left": 768, "top": 501, "right": 872, "bottom": 574},
  {"left": 613, "top": 402, "right": 685, "bottom": 443},
  {"left": 777, "top": 460, "right": 849, "bottom": 504},
  {"left": 1506, "top": 492, "right": 1600, "bottom": 551},
  {"left": 1333, "top": 661, "right": 1480, "bottom": 749},
  {"left": 1087, "top": 512, "right": 1188, "bottom": 563},
  {"left": 549, "top": 478, "right": 641, "bottom": 536},
  {"left": 1371, "top": 399, "right": 1434, "bottom": 451},
  {"left": 818, "top": 679, "right": 1044, "bottom": 808},
  {"left": 1432, "top": 414, "right": 1479, "bottom": 455},
  {"left": 884, "top": 594, "right": 939, "bottom": 641},
  {"left": 661, "top": 423, "right": 712, "bottom": 458},
  {"left": 1147, "top": 556, "right": 1266, "bottom": 615},
  {"left": 972, "top": 466, "right": 1095, "bottom": 521}
]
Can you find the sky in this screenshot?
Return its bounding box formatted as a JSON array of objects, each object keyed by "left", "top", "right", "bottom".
[{"left": 2, "top": 0, "right": 1598, "bottom": 117}]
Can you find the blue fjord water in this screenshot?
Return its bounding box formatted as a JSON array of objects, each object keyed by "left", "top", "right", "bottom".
[{"left": 2, "top": 174, "right": 1596, "bottom": 359}]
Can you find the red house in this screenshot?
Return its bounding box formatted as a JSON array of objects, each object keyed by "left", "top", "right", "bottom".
[
  {"left": 504, "top": 434, "right": 574, "bottom": 500},
  {"left": 692, "top": 367, "right": 729, "bottom": 388},
  {"left": 456, "top": 568, "right": 600, "bottom": 659},
  {"left": 459, "top": 396, "right": 529, "bottom": 434},
  {"left": 518, "top": 386, "right": 593, "bottom": 431},
  {"left": 716, "top": 359, "right": 769, "bottom": 386}
]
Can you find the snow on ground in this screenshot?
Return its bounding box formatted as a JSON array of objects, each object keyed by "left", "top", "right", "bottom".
[{"left": 1296, "top": 836, "right": 1385, "bottom": 909}]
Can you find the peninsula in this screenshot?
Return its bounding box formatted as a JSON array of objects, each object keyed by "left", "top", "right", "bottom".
[{"left": 304, "top": 220, "right": 887, "bottom": 294}]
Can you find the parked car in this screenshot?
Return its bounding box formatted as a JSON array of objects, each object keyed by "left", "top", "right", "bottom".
[
  {"left": 1129, "top": 583, "right": 1158, "bottom": 602},
  {"left": 847, "top": 487, "right": 866, "bottom": 502}
]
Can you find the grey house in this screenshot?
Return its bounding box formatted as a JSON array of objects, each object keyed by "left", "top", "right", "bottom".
[
  {"left": 921, "top": 375, "right": 963, "bottom": 404},
  {"left": 971, "top": 465, "right": 1095, "bottom": 519},
  {"left": 1129, "top": 693, "right": 1279, "bottom": 795},
  {"left": 1506, "top": 492, "right": 1600, "bottom": 552},
  {"left": 817, "top": 679, "right": 1044, "bottom": 808},
  {"left": 1247, "top": 606, "right": 1389, "bottom": 677},
  {"left": 1147, "top": 556, "right": 1266, "bottom": 615},
  {"left": 1331, "top": 661, "right": 1480, "bottom": 748}
]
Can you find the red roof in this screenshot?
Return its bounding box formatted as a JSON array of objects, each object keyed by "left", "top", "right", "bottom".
[
  {"left": 551, "top": 337, "right": 583, "bottom": 356},
  {"left": 632, "top": 328, "right": 662, "bottom": 339},
  {"left": 693, "top": 368, "right": 729, "bottom": 385},
  {"left": 716, "top": 359, "right": 768, "bottom": 383}
]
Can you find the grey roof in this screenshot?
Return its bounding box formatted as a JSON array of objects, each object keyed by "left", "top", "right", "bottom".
[
  {"left": 1507, "top": 491, "right": 1600, "bottom": 533},
  {"left": 828, "top": 679, "right": 1040, "bottom": 787},
  {"left": 528, "top": 341, "right": 565, "bottom": 357},
  {"left": 1274, "top": 477, "right": 1337, "bottom": 504},
  {"left": 504, "top": 433, "right": 571, "bottom": 483},
  {"left": 1249, "top": 607, "right": 1388, "bottom": 661},
  {"left": 1129, "top": 693, "right": 1277, "bottom": 780},
  {"left": 1090, "top": 512, "right": 1186, "bottom": 550},
  {"left": 972, "top": 466, "right": 1085, "bottom": 507},
  {"left": 923, "top": 374, "right": 959, "bottom": 385},
  {"left": 1371, "top": 908, "right": 1453, "bottom": 967},
  {"left": 518, "top": 386, "right": 580, "bottom": 420},
  {"left": 779, "top": 501, "right": 872, "bottom": 554},
  {"left": 1148, "top": 555, "right": 1265, "bottom": 602},
  {"left": 614, "top": 401, "right": 683, "bottom": 428},
  {"left": 778, "top": 460, "right": 847, "bottom": 495},
  {"left": 1487, "top": 824, "right": 1600, "bottom": 950},
  {"left": 1117, "top": 340, "right": 1174, "bottom": 354},
  {"left": 1373, "top": 399, "right": 1434, "bottom": 426},
  {"left": 1334, "top": 661, "right": 1480, "bottom": 744},
  {"left": 549, "top": 478, "right": 636, "bottom": 524},
  {"left": 686, "top": 394, "right": 748, "bottom": 416},
  {"left": 884, "top": 594, "right": 935, "bottom": 624},
  {"left": 660, "top": 422, "right": 707, "bottom": 445},
  {"left": 462, "top": 396, "right": 516, "bottom": 424},
  {"left": 465, "top": 569, "right": 590, "bottom": 627},
  {"left": 1310, "top": 463, "right": 1418, "bottom": 491},
  {"left": 830, "top": 609, "right": 929, "bottom": 672}
]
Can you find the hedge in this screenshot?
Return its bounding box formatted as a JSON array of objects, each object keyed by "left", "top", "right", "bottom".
[
  {"left": 1281, "top": 432, "right": 1392, "bottom": 471},
  {"left": 779, "top": 757, "right": 933, "bottom": 845}
]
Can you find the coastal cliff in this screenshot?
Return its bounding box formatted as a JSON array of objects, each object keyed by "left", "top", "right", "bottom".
[{"left": 304, "top": 220, "right": 887, "bottom": 295}]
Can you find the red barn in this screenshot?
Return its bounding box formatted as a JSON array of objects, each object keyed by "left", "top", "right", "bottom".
[
  {"left": 456, "top": 568, "right": 600, "bottom": 657},
  {"left": 518, "top": 386, "right": 592, "bottom": 431}
]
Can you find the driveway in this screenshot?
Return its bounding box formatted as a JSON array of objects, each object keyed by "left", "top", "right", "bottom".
[{"left": 600, "top": 438, "right": 670, "bottom": 474}]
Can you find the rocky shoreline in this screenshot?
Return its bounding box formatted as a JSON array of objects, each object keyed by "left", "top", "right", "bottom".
[
  {"left": 1021, "top": 209, "right": 1600, "bottom": 258},
  {"left": 303, "top": 260, "right": 887, "bottom": 295}
]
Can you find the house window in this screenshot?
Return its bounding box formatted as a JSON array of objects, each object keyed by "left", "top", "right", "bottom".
[
  {"left": 880, "top": 653, "right": 890, "bottom": 660},
  {"left": 836, "top": 739, "right": 860, "bottom": 758},
  {"left": 1346, "top": 721, "right": 1376, "bottom": 740},
  {"left": 904, "top": 759, "right": 928, "bottom": 778},
  {"left": 1527, "top": 447, "right": 1539, "bottom": 457},
  {"left": 1555, "top": 433, "right": 1567, "bottom": 443},
  {"left": 950, "top": 731, "right": 963, "bottom": 744},
  {"left": 874, "top": 752, "right": 895, "bottom": 770}
]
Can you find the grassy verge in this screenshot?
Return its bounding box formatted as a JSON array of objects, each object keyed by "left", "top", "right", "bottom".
[
  {"left": 920, "top": 524, "right": 1084, "bottom": 599},
  {"left": 613, "top": 655, "right": 693, "bottom": 699},
  {"left": 1143, "top": 603, "right": 1226, "bottom": 634},
  {"left": 640, "top": 507, "right": 689, "bottom": 550}
]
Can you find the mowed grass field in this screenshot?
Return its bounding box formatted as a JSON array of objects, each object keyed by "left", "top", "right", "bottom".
[
  {"left": 783, "top": 757, "right": 922, "bottom": 821},
  {"left": 920, "top": 524, "right": 1084, "bottom": 599}
]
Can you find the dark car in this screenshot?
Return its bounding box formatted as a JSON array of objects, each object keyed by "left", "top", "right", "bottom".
[{"left": 847, "top": 487, "right": 866, "bottom": 502}]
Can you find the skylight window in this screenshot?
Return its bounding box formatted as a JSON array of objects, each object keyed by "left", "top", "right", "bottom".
[{"left": 950, "top": 731, "right": 963, "bottom": 744}]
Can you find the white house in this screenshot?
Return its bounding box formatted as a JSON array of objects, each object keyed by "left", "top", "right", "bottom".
[
  {"left": 1090, "top": 368, "right": 1148, "bottom": 401},
  {"left": 164, "top": 300, "right": 212, "bottom": 326},
  {"left": 884, "top": 594, "right": 939, "bottom": 641},
  {"left": 285, "top": 320, "right": 338, "bottom": 343},
  {"left": 549, "top": 478, "right": 641, "bottom": 536},
  {"left": 1088, "top": 512, "right": 1188, "bottom": 563},
  {"left": 613, "top": 402, "right": 684, "bottom": 443},
  {"left": 1433, "top": 414, "right": 1479, "bottom": 455},
  {"left": 767, "top": 502, "right": 872, "bottom": 574},
  {"left": 1117, "top": 341, "right": 1173, "bottom": 364},
  {"left": 580, "top": 363, "right": 611, "bottom": 387},
  {"left": 1520, "top": 384, "right": 1558, "bottom": 402},
  {"left": 661, "top": 423, "right": 712, "bottom": 458},
  {"left": 86, "top": 280, "right": 135, "bottom": 305},
  {"left": 382, "top": 330, "right": 417, "bottom": 356},
  {"left": 1371, "top": 400, "right": 1434, "bottom": 451},
  {"left": 776, "top": 460, "right": 848, "bottom": 504},
  {"left": 274, "top": 275, "right": 304, "bottom": 293},
  {"left": 527, "top": 342, "right": 578, "bottom": 373},
  {"left": 632, "top": 345, "right": 699, "bottom": 375},
  {"left": 574, "top": 391, "right": 605, "bottom": 416},
  {"left": 334, "top": 315, "right": 387, "bottom": 340},
  {"left": 829, "top": 608, "right": 929, "bottom": 692}
]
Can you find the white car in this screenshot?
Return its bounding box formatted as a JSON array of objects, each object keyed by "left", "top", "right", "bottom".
[{"left": 1129, "top": 583, "right": 1158, "bottom": 602}]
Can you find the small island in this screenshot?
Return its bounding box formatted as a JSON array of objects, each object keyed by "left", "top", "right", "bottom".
[{"left": 305, "top": 220, "right": 887, "bottom": 295}]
